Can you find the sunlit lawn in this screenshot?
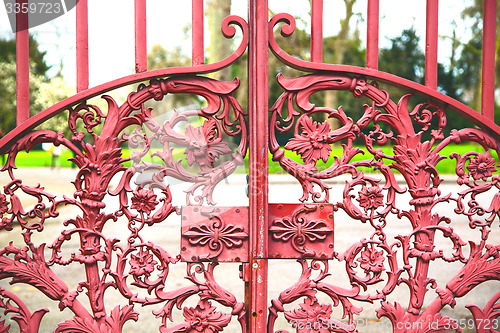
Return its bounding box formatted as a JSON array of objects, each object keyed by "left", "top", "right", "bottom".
[{"left": 5, "top": 143, "right": 490, "bottom": 175}]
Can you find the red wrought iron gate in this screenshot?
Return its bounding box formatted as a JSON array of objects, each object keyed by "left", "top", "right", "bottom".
[{"left": 1, "top": 0, "right": 500, "bottom": 332}]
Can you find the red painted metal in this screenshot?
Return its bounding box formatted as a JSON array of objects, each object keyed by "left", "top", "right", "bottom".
[
  {"left": 134, "top": 0, "right": 147, "bottom": 73},
  {"left": 248, "top": 0, "right": 269, "bottom": 331},
  {"left": 3, "top": 58, "right": 500, "bottom": 154},
  {"left": 267, "top": 70, "right": 500, "bottom": 331},
  {"left": 76, "top": 0, "right": 89, "bottom": 92},
  {"left": 311, "top": 0, "right": 323, "bottom": 63},
  {"left": 267, "top": 12, "right": 500, "bottom": 141},
  {"left": 15, "top": 0, "right": 29, "bottom": 126},
  {"left": 366, "top": 0, "right": 379, "bottom": 69},
  {"left": 1, "top": 1, "right": 500, "bottom": 332},
  {"left": 181, "top": 206, "right": 249, "bottom": 262},
  {"left": 192, "top": 0, "right": 205, "bottom": 65},
  {"left": 268, "top": 204, "right": 334, "bottom": 259},
  {"left": 0, "top": 74, "right": 249, "bottom": 331},
  {"left": 482, "top": 0, "right": 497, "bottom": 121},
  {"left": 0, "top": 14, "right": 249, "bottom": 154},
  {"left": 425, "top": 0, "right": 438, "bottom": 90}
]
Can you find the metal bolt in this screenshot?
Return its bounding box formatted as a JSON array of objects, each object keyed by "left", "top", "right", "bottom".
[
  {"left": 236, "top": 209, "right": 240, "bottom": 213},
  {"left": 194, "top": 208, "right": 198, "bottom": 212},
  {"left": 235, "top": 257, "right": 240, "bottom": 262},
  {"left": 328, "top": 214, "right": 333, "bottom": 219},
  {"left": 182, "top": 216, "right": 187, "bottom": 220},
  {"left": 277, "top": 204, "right": 283, "bottom": 210},
  {"left": 329, "top": 243, "right": 334, "bottom": 248},
  {"left": 191, "top": 256, "right": 197, "bottom": 261},
  {"left": 252, "top": 262, "right": 258, "bottom": 269},
  {"left": 181, "top": 246, "right": 186, "bottom": 251},
  {"left": 320, "top": 204, "right": 324, "bottom": 210}
]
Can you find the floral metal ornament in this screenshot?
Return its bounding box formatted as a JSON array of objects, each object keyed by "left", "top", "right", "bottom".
[
  {"left": 283, "top": 297, "right": 333, "bottom": 333},
  {"left": 124, "top": 76, "right": 248, "bottom": 206},
  {"left": 181, "top": 207, "right": 249, "bottom": 262},
  {"left": 182, "top": 300, "right": 231, "bottom": 333},
  {"left": 357, "top": 185, "right": 385, "bottom": 212},
  {"left": 357, "top": 247, "right": 385, "bottom": 274},
  {"left": 284, "top": 116, "right": 332, "bottom": 165},
  {"left": 266, "top": 58, "right": 500, "bottom": 331},
  {"left": 129, "top": 247, "right": 157, "bottom": 277},
  {"left": 466, "top": 152, "right": 497, "bottom": 181},
  {"left": 131, "top": 188, "right": 159, "bottom": 215},
  {"left": 183, "top": 221, "right": 247, "bottom": 255},
  {"left": 184, "top": 119, "right": 232, "bottom": 172},
  {"left": 0, "top": 74, "right": 248, "bottom": 332}
]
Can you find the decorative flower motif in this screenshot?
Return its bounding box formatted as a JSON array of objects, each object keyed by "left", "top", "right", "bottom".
[
  {"left": 358, "top": 247, "right": 385, "bottom": 274},
  {"left": 357, "top": 185, "right": 384, "bottom": 211},
  {"left": 131, "top": 188, "right": 158, "bottom": 214},
  {"left": 184, "top": 119, "right": 231, "bottom": 171},
  {"left": 0, "top": 194, "right": 9, "bottom": 215},
  {"left": 269, "top": 208, "right": 333, "bottom": 255},
  {"left": 285, "top": 117, "right": 331, "bottom": 165},
  {"left": 129, "top": 248, "right": 157, "bottom": 277},
  {"left": 467, "top": 153, "right": 497, "bottom": 181},
  {"left": 284, "top": 297, "right": 332, "bottom": 333},
  {"left": 183, "top": 300, "right": 231, "bottom": 333}
]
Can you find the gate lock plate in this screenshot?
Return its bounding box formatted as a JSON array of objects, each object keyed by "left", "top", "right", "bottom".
[
  {"left": 180, "top": 204, "right": 334, "bottom": 262},
  {"left": 268, "top": 203, "right": 334, "bottom": 259}
]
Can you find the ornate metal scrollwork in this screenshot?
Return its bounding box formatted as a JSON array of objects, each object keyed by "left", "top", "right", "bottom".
[
  {"left": 0, "top": 75, "right": 247, "bottom": 332},
  {"left": 268, "top": 204, "right": 334, "bottom": 259}
]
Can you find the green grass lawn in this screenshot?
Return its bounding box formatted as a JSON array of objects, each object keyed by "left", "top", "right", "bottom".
[
  {"left": 4, "top": 143, "right": 491, "bottom": 175},
  {"left": 4, "top": 150, "right": 76, "bottom": 168}
]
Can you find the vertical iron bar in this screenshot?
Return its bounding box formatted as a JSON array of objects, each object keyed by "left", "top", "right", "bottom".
[
  {"left": 134, "top": 0, "right": 147, "bottom": 72},
  {"left": 311, "top": 0, "right": 323, "bottom": 63},
  {"left": 16, "top": 0, "right": 29, "bottom": 125},
  {"left": 192, "top": 0, "right": 204, "bottom": 65},
  {"left": 76, "top": 0, "right": 88, "bottom": 92},
  {"left": 248, "top": 0, "right": 269, "bottom": 331},
  {"left": 366, "top": 0, "right": 379, "bottom": 69},
  {"left": 425, "top": 0, "right": 438, "bottom": 89},
  {"left": 482, "top": 0, "right": 497, "bottom": 120}
]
